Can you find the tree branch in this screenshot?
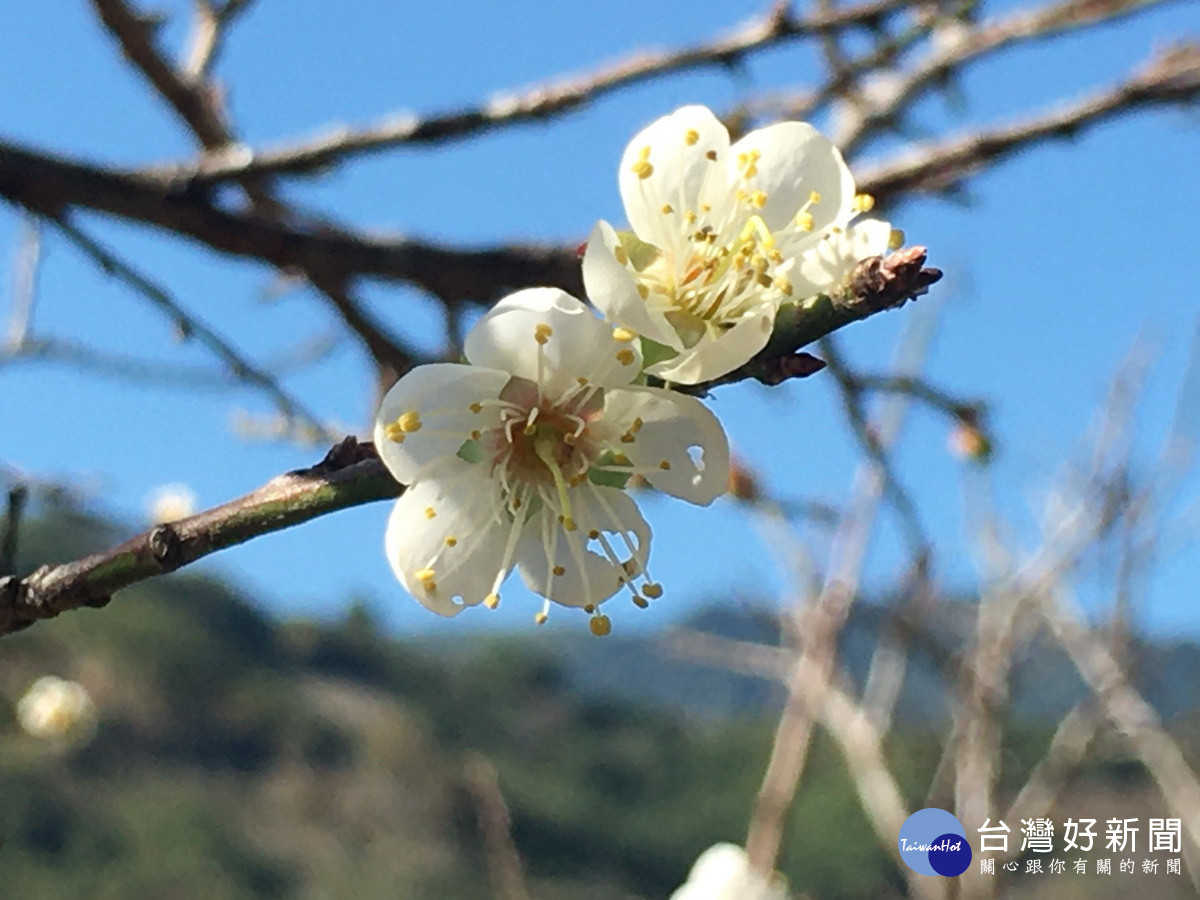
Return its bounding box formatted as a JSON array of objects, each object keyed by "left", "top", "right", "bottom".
[
  {"left": 0, "top": 438, "right": 399, "bottom": 637},
  {"left": 861, "top": 42, "right": 1200, "bottom": 203},
  {"left": 162, "top": 0, "right": 916, "bottom": 183}
]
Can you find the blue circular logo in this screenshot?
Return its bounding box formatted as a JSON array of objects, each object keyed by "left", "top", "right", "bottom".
[{"left": 898, "top": 808, "right": 972, "bottom": 877}]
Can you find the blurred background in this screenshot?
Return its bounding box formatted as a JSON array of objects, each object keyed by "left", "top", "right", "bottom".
[{"left": 2, "top": 0, "right": 1199, "bottom": 896}]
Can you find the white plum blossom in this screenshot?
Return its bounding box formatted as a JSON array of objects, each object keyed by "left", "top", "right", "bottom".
[
  {"left": 374, "top": 288, "right": 729, "bottom": 632},
  {"left": 16, "top": 676, "right": 97, "bottom": 741},
  {"left": 584, "top": 105, "right": 899, "bottom": 385},
  {"left": 669, "top": 843, "right": 789, "bottom": 900},
  {"left": 147, "top": 482, "right": 197, "bottom": 523}
]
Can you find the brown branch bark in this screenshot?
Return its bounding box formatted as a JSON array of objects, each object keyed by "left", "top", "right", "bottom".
[
  {"left": 163, "top": 0, "right": 916, "bottom": 183},
  {"left": 861, "top": 42, "right": 1200, "bottom": 203},
  {"left": 0, "top": 438, "right": 399, "bottom": 637}
]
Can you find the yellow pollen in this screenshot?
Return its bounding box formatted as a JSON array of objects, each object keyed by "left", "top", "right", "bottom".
[
  {"left": 853, "top": 193, "right": 875, "bottom": 212},
  {"left": 809, "top": 190, "right": 822, "bottom": 205},
  {"left": 615, "top": 348, "right": 636, "bottom": 366},
  {"left": 701, "top": 203, "right": 711, "bottom": 212},
  {"left": 445, "top": 536, "right": 457, "bottom": 547},
  {"left": 636, "top": 283, "right": 649, "bottom": 300},
  {"left": 659, "top": 459, "right": 671, "bottom": 470},
  {"left": 631, "top": 160, "right": 653, "bottom": 179},
  {"left": 749, "top": 190, "right": 768, "bottom": 209},
  {"left": 612, "top": 327, "right": 636, "bottom": 342},
  {"left": 614, "top": 245, "right": 628, "bottom": 266},
  {"left": 643, "top": 582, "right": 664, "bottom": 599},
  {"left": 470, "top": 402, "right": 483, "bottom": 413},
  {"left": 769, "top": 249, "right": 783, "bottom": 264},
  {"left": 661, "top": 203, "right": 674, "bottom": 214},
  {"left": 553, "top": 565, "right": 566, "bottom": 576},
  {"left": 620, "top": 433, "right": 635, "bottom": 444},
  {"left": 424, "top": 507, "right": 437, "bottom": 519},
  {"left": 774, "top": 276, "right": 794, "bottom": 296},
  {"left": 423, "top": 580, "right": 437, "bottom": 593},
  {"left": 632, "top": 595, "right": 649, "bottom": 609},
  {"left": 705, "top": 150, "right": 717, "bottom": 161},
  {"left": 588, "top": 529, "right": 600, "bottom": 539},
  {"left": 589, "top": 615, "right": 612, "bottom": 637},
  {"left": 471, "top": 429, "right": 481, "bottom": 440},
  {"left": 631, "top": 417, "right": 644, "bottom": 432},
  {"left": 684, "top": 210, "right": 697, "bottom": 225},
  {"left": 484, "top": 593, "right": 500, "bottom": 609},
  {"left": 415, "top": 568, "right": 436, "bottom": 583},
  {"left": 534, "top": 611, "right": 548, "bottom": 625},
  {"left": 684, "top": 128, "right": 699, "bottom": 145},
  {"left": 562, "top": 516, "right": 578, "bottom": 532},
  {"left": 396, "top": 411, "right": 422, "bottom": 433},
  {"left": 577, "top": 376, "right": 589, "bottom": 385},
  {"left": 889, "top": 228, "right": 905, "bottom": 249},
  {"left": 383, "top": 423, "right": 406, "bottom": 443},
  {"left": 757, "top": 273, "right": 773, "bottom": 288},
  {"left": 638, "top": 145, "right": 651, "bottom": 160},
  {"left": 534, "top": 323, "right": 553, "bottom": 345},
  {"left": 795, "top": 211, "right": 814, "bottom": 232}
]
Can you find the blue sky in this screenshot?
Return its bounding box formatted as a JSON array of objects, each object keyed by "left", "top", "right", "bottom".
[{"left": 2, "top": 0, "right": 1198, "bottom": 637}]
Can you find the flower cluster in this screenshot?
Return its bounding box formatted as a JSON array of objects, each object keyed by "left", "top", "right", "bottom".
[{"left": 375, "top": 106, "right": 907, "bottom": 631}]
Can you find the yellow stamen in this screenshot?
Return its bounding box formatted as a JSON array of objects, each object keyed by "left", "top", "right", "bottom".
[
  {"left": 636, "top": 283, "right": 649, "bottom": 299},
  {"left": 809, "top": 190, "right": 822, "bottom": 205},
  {"left": 614, "top": 245, "right": 628, "bottom": 265},
  {"left": 889, "top": 228, "right": 905, "bottom": 250},
  {"left": 470, "top": 402, "right": 483, "bottom": 413},
  {"left": 631, "top": 160, "right": 653, "bottom": 179},
  {"left": 553, "top": 565, "right": 566, "bottom": 576},
  {"left": 615, "top": 348, "right": 635, "bottom": 366},
  {"left": 684, "top": 128, "right": 699, "bottom": 145},
  {"left": 643, "top": 583, "right": 664, "bottom": 599},
  {"left": 748, "top": 190, "right": 768, "bottom": 209},
  {"left": 612, "top": 327, "right": 636, "bottom": 342},
  {"left": 534, "top": 323, "right": 553, "bottom": 345},
  {"left": 415, "top": 568, "right": 436, "bottom": 583},
  {"left": 534, "top": 611, "right": 548, "bottom": 625},
  {"left": 661, "top": 203, "right": 674, "bottom": 214},
  {"left": 394, "top": 411, "right": 421, "bottom": 433},
  {"left": 705, "top": 150, "right": 717, "bottom": 161},
  {"left": 383, "top": 423, "right": 406, "bottom": 443},
  {"left": 424, "top": 507, "right": 437, "bottom": 519},
  {"left": 659, "top": 460, "right": 671, "bottom": 470},
  {"left": 852, "top": 193, "right": 875, "bottom": 212},
  {"left": 774, "top": 276, "right": 794, "bottom": 296},
  {"left": 484, "top": 593, "right": 500, "bottom": 609},
  {"left": 445, "top": 536, "right": 457, "bottom": 547},
  {"left": 589, "top": 615, "right": 612, "bottom": 637},
  {"left": 632, "top": 595, "right": 649, "bottom": 609},
  {"left": 795, "top": 211, "right": 814, "bottom": 232}
]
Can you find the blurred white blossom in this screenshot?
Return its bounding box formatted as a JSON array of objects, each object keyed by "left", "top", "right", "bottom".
[
  {"left": 670, "top": 843, "right": 789, "bottom": 900},
  {"left": 16, "top": 676, "right": 97, "bottom": 741},
  {"left": 147, "top": 482, "right": 197, "bottom": 523}
]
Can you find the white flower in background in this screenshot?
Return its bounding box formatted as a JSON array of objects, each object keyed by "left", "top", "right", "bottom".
[
  {"left": 16, "top": 676, "right": 97, "bottom": 741},
  {"left": 147, "top": 482, "right": 197, "bottom": 523},
  {"left": 374, "top": 288, "right": 729, "bottom": 632},
  {"left": 584, "top": 104, "right": 899, "bottom": 385},
  {"left": 670, "top": 843, "right": 789, "bottom": 900}
]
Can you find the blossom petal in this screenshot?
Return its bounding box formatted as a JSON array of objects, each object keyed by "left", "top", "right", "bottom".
[
  {"left": 619, "top": 105, "right": 731, "bottom": 250},
  {"left": 729, "top": 121, "right": 855, "bottom": 235},
  {"left": 384, "top": 460, "right": 514, "bottom": 616},
  {"left": 374, "top": 362, "right": 509, "bottom": 484},
  {"left": 515, "top": 485, "right": 651, "bottom": 608},
  {"left": 601, "top": 386, "right": 730, "bottom": 505},
  {"left": 647, "top": 301, "right": 776, "bottom": 385},
  {"left": 464, "top": 287, "right": 641, "bottom": 396},
  {"left": 791, "top": 217, "right": 893, "bottom": 297},
  {"left": 582, "top": 221, "right": 682, "bottom": 349}
]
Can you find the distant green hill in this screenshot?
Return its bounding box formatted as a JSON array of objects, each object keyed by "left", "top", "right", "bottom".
[{"left": 1, "top": 503, "right": 1195, "bottom": 898}]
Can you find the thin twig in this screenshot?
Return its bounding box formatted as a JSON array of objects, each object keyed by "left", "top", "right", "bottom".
[
  {"left": 46, "top": 214, "right": 338, "bottom": 441},
  {"left": 463, "top": 754, "right": 531, "bottom": 900}
]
